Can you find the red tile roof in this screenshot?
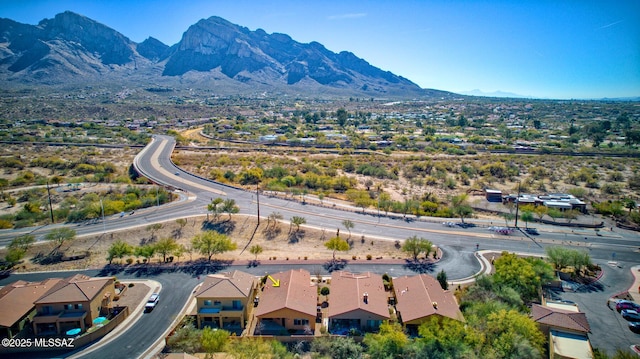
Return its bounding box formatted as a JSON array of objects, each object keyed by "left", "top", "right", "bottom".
[
  {"left": 531, "top": 304, "right": 590, "bottom": 333},
  {"left": 34, "top": 274, "right": 113, "bottom": 304},
  {"left": 254, "top": 269, "right": 317, "bottom": 318},
  {"left": 393, "top": 274, "right": 463, "bottom": 323},
  {"left": 328, "top": 271, "right": 390, "bottom": 319},
  {"left": 195, "top": 270, "right": 256, "bottom": 298},
  {"left": 0, "top": 278, "right": 62, "bottom": 327}
]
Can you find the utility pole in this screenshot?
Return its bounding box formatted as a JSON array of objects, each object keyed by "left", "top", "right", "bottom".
[
  {"left": 256, "top": 182, "right": 260, "bottom": 225},
  {"left": 46, "top": 181, "right": 54, "bottom": 224}
]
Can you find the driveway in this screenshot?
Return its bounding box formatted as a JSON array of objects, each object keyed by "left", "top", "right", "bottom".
[{"left": 547, "top": 261, "right": 640, "bottom": 356}]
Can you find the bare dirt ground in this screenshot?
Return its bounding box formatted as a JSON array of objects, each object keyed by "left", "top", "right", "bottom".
[{"left": 6, "top": 215, "right": 407, "bottom": 273}]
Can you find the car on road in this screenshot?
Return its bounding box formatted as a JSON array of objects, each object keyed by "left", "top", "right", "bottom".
[
  {"left": 622, "top": 309, "right": 640, "bottom": 321},
  {"left": 145, "top": 293, "right": 160, "bottom": 312},
  {"left": 616, "top": 300, "right": 640, "bottom": 312},
  {"left": 629, "top": 322, "right": 640, "bottom": 334},
  {"left": 525, "top": 228, "right": 539, "bottom": 235},
  {"left": 456, "top": 223, "right": 476, "bottom": 229},
  {"left": 174, "top": 172, "right": 180, "bottom": 175}
]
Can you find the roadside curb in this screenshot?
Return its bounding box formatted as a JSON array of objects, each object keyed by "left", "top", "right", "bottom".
[
  {"left": 68, "top": 280, "right": 160, "bottom": 359},
  {"left": 141, "top": 282, "right": 201, "bottom": 359}
]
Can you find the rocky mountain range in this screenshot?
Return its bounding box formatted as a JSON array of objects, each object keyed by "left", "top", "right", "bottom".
[{"left": 0, "top": 11, "right": 449, "bottom": 98}]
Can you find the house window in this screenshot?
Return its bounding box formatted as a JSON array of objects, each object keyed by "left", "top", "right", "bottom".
[
  {"left": 366, "top": 320, "right": 381, "bottom": 329},
  {"left": 214, "top": 301, "right": 221, "bottom": 306},
  {"left": 75, "top": 304, "right": 83, "bottom": 310},
  {"left": 204, "top": 300, "right": 212, "bottom": 306},
  {"left": 294, "top": 319, "right": 309, "bottom": 326},
  {"left": 64, "top": 304, "right": 73, "bottom": 310},
  {"left": 232, "top": 300, "right": 242, "bottom": 309},
  {"left": 42, "top": 306, "right": 52, "bottom": 315}
]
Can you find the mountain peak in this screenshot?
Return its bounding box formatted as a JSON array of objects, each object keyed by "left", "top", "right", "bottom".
[{"left": 0, "top": 12, "right": 446, "bottom": 98}]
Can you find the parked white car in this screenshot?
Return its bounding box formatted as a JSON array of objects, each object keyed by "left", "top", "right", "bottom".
[{"left": 145, "top": 293, "right": 160, "bottom": 311}]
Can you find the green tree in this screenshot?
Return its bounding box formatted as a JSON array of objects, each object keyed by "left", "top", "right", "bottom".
[
  {"left": 502, "top": 213, "right": 515, "bottom": 226},
  {"left": 437, "top": 270, "right": 448, "bottom": 290},
  {"left": 207, "top": 197, "right": 224, "bottom": 222},
  {"left": 520, "top": 211, "right": 534, "bottom": 228},
  {"left": 547, "top": 208, "right": 563, "bottom": 222},
  {"left": 624, "top": 198, "right": 637, "bottom": 214},
  {"left": 484, "top": 309, "right": 545, "bottom": 358},
  {"left": 249, "top": 244, "right": 263, "bottom": 261},
  {"left": 5, "top": 247, "right": 26, "bottom": 264},
  {"left": 191, "top": 231, "right": 237, "bottom": 261},
  {"left": 325, "top": 236, "right": 350, "bottom": 260},
  {"left": 342, "top": 219, "right": 354, "bottom": 239},
  {"left": 493, "top": 252, "right": 553, "bottom": 302},
  {"left": 533, "top": 205, "right": 548, "bottom": 221},
  {"left": 451, "top": 194, "right": 473, "bottom": 223},
  {"left": 107, "top": 240, "right": 133, "bottom": 264},
  {"left": 45, "top": 227, "right": 76, "bottom": 251},
  {"left": 221, "top": 198, "right": 239, "bottom": 220},
  {"left": 155, "top": 237, "right": 179, "bottom": 262},
  {"left": 401, "top": 236, "right": 433, "bottom": 261},
  {"left": 200, "top": 327, "right": 229, "bottom": 354},
  {"left": 363, "top": 322, "right": 408, "bottom": 359},
  {"left": 346, "top": 189, "right": 373, "bottom": 212},
  {"left": 336, "top": 108, "right": 348, "bottom": 128},
  {"left": 290, "top": 216, "right": 306, "bottom": 233},
  {"left": 417, "top": 316, "right": 482, "bottom": 357},
  {"left": 9, "top": 234, "right": 35, "bottom": 252},
  {"left": 166, "top": 318, "right": 201, "bottom": 353},
  {"left": 135, "top": 244, "right": 156, "bottom": 263}
]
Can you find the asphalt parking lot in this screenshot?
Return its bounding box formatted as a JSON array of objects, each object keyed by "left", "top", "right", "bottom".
[{"left": 547, "top": 261, "right": 640, "bottom": 356}]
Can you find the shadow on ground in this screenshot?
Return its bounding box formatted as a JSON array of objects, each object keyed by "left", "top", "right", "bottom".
[
  {"left": 403, "top": 258, "right": 436, "bottom": 273},
  {"left": 98, "top": 259, "right": 233, "bottom": 277}
]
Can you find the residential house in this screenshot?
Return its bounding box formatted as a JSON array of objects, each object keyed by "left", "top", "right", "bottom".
[
  {"left": 254, "top": 269, "right": 317, "bottom": 335},
  {"left": 31, "top": 274, "right": 115, "bottom": 336},
  {"left": 194, "top": 270, "right": 257, "bottom": 332},
  {"left": 328, "top": 271, "right": 390, "bottom": 334},
  {"left": 393, "top": 274, "right": 464, "bottom": 332},
  {"left": 532, "top": 300, "right": 592, "bottom": 359},
  {"left": 0, "top": 279, "right": 62, "bottom": 338}
]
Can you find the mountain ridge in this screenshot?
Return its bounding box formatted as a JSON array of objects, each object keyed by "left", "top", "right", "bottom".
[{"left": 0, "top": 11, "right": 452, "bottom": 98}]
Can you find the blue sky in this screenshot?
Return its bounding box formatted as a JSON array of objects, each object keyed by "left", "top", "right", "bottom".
[{"left": 1, "top": 0, "right": 639, "bottom": 99}]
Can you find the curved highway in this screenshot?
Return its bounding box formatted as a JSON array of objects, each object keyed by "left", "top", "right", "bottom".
[{"left": 132, "top": 135, "right": 640, "bottom": 264}]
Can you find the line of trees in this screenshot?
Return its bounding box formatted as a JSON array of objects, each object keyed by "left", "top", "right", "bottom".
[{"left": 107, "top": 231, "right": 237, "bottom": 264}]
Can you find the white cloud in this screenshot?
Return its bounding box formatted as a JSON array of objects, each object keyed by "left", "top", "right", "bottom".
[{"left": 598, "top": 19, "right": 624, "bottom": 29}]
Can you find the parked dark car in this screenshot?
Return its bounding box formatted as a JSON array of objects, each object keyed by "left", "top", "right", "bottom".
[
  {"left": 622, "top": 309, "right": 640, "bottom": 321},
  {"left": 630, "top": 322, "right": 640, "bottom": 334},
  {"left": 525, "top": 228, "right": 539, "bottom": 235},
  {"left": 616, "top": 300, "right": 640, "bottom": 312}
]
